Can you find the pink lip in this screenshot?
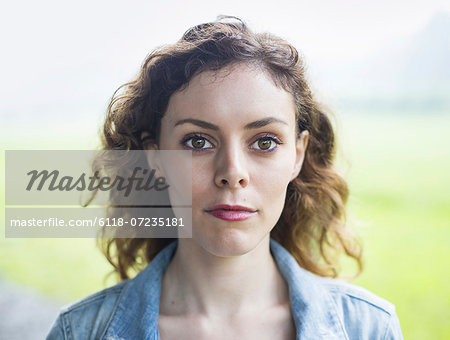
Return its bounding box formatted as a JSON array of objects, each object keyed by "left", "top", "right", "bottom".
[{"left": 205, "top": 204, "right": 257, "bottom": 221}]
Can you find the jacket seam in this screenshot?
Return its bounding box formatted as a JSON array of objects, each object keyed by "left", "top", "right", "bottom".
[
  {"left": 62, "top": 286, "right": 125, "bottom": 313},
  {"left": 382, "top": 313, "right": 393, "bottom": 340},
  {"left": 100, "top": 281, "right": 130, "bottom": 339},
  {"left": 58, "top": 286, "right": 125, "bottom": 340},
  {"left": 327, "top": 288, "right": 394, "bottom": 316},
  {"left": 326, "top": 290, "right": 350, "bottom": 340},
  {"left": 61, "top": 312, "right": 71, "bottom": 340}
]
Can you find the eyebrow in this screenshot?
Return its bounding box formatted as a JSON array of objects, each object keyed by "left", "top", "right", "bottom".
[{"left": 174, "top": 117, "right": 288, "bottom": 130}]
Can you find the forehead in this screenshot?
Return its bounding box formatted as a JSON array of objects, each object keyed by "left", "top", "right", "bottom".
[{"left": 164, "top": 63, "right": 296, "bottom": 125}]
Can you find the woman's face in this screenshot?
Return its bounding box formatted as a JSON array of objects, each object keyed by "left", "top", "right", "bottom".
[{"left": 158, "top": 63, "right": 308, "bottom": 257}]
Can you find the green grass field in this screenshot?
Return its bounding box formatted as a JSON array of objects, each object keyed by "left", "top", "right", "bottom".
[{"left": 1, "top": 112, "right": 449, "bottom": 339}]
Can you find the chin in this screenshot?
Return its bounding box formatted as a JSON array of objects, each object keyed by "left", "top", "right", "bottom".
[{"left": 194, "top": 227, "right": 267, "bottom": 258}]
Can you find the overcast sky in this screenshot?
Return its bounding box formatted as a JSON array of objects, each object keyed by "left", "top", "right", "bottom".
[
  {"left": 1, "top": 0, "right": 448, "bottom": 144},
  {"left": 2, "top": 0, "right": 448, "bottom": 60}
]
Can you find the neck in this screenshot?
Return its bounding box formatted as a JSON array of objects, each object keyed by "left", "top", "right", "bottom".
[{"left": 159, "top": 236, "right": 289, "bottom": 318}]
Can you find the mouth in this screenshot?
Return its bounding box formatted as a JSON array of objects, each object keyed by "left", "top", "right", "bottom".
[{"left": 204, "top": 204, "right": 258, "bottom": 221}]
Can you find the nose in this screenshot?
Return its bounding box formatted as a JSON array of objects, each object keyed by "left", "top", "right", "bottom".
[{"left": 214, "top": 142, "right": 249, "bottom": 189}]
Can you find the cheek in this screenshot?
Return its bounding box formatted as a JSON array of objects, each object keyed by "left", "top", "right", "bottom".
[
  {"left": 254, "top": 157, "right": 295, "bottom": 214},
  {"left": 250, "top": 166, "right": 290, "bottom": 223},
  {"left": 255, "top": 155, "right": 294, "bottom": 191},
  {"left": 254, "top": 169, "right": 291, "bottom": 216},
  {"left": 191, "top": 161, "right": 212, "bottom": 199},
  {"left": 253, "top": 172, "right": 287, "bottom": 198}
]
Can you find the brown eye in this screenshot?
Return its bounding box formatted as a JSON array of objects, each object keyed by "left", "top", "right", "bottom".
[
  {"left": 250, "top": 136, "right": 281, "bottom": 152},
  {"left": 183, "top": 135, "right": 213, "bottom": 151},
  {"left": 192, "top": 137, "right": 206, "bottom": 149},
  {"left": 258, "top": 138, "right": 272, "bottom": 150}
]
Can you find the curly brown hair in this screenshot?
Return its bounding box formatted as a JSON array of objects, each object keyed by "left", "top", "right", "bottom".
[{"left": 96, "top": 15, "right": 363, "bottom": 281}]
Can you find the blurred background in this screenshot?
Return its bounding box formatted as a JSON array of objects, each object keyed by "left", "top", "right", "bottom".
[{"left": 1, "top": 0, "right": 449, "bottom": 339}]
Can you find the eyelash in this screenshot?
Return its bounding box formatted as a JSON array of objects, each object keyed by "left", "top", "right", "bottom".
[{"left": 180, "top": 133, "right": 283, "bottom": 153}]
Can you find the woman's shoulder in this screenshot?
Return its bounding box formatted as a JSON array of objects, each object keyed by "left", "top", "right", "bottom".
[
  {"left": 270, "top": 239, "right": 403, "bottom": 339},
  {"left": 317, "top": 275, "right": 396, "bottom": 315},
  {"left": 313, "top": 276, "right": 403, "bottom": 339},
  {"left": 46, "top": 243, "right": 175, "bottom": 339},
  {"left": 64, "top": 279, "right": 128, "bottom": 312},
  {"left": 46, "top": 280, "right": 128, "bottom": 340}
]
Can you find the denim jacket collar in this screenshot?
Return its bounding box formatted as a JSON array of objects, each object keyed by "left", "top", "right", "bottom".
[{"left": 103, "top": 239, "right": 348, "bottom": 340}]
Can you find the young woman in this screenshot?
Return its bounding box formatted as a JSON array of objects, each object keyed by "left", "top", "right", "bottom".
[{"left": 47, "top": 16, "right": 404, "bottom": 340}]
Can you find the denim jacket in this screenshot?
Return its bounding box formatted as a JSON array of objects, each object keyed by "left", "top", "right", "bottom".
[{"left": 47, "top": 239, "right": 404, "bottom": 339}]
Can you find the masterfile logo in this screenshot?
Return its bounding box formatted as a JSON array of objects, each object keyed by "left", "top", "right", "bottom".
[{"left": 4, "top": 150, "right": 192, "bottom": 238}]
